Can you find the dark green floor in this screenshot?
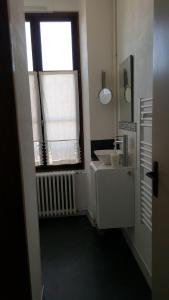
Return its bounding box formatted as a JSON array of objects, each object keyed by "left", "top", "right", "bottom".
[{"left": 40, "top": 216, "right": 151, "bottom": 300}]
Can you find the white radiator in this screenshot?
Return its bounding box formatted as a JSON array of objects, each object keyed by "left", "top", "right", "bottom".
[
  {"left": 36, "top": 172, "right": 76, "bottom": 218},
  {"left": 139, "top": 98, "right": 153, "bottom": 232}
]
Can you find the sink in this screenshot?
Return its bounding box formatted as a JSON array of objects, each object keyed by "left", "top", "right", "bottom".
[{"left": 94, "top": 149, "right": 123, "bottom": 166}]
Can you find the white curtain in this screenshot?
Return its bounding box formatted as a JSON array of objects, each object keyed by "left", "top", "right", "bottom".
[
  {"left": 39, "top": 71, "right": 80, "bottom": 165},
  {"left": 29, "top": 72, "right": 43, "bottom": 165}
]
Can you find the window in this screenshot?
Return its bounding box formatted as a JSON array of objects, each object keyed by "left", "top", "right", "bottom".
[
  {"left": 25, "top": 13, "right": 84, "bottom": 170},
  {"left": 40, "top": 22, "right": 73, "bottom": 71}
]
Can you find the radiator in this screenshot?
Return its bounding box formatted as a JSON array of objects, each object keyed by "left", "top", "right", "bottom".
[
  {"left": 36, "top": 172, "right": 76, "bottom": 217},
  {"left": 139, "top": 98, "right": 153, "bottom": 232}
]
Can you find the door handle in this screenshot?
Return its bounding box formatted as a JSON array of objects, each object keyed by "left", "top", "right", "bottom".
[
  {"left": 146, "top": 171, "right": 156, "bottom": 180},
  {"left": 146, "top": 161, "right": 159, "bottom": 198}
]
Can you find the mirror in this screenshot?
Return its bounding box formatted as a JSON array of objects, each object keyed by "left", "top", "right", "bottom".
[
  {"left": 99, "top": 88, "right": 112, "bottom": 105},
  {"left": 119, "top": 55, "right": 134, "bottom": 122}
]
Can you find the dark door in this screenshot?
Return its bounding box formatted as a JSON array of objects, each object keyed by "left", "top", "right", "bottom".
[
  {"left": 0, "top": 0, "right": 42, "bottom": 299},
  {"left": 153, "top": 0, "right": 169, "bottom": 299}
]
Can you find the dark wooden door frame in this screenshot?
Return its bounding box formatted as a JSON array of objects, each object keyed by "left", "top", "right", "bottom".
[{"left": 0, "top": 1, "right": 32, "bottom": 299}]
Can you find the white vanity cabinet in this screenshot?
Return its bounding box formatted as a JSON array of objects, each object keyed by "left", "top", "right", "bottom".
[{"left": 90, "top": 162, "right": 135, "bottom": 229}]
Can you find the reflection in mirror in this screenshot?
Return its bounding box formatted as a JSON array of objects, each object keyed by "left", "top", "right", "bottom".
[{"left": 119, "top": 55, "right": 134, "bottom": 122}]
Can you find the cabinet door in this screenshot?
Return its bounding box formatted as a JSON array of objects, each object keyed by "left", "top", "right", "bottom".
[
  {"left": 96, "top": 169, "right": 134, "bottom": 229},
  {"left": 89, "top": 167, "right": 97, "bottom": 223}
]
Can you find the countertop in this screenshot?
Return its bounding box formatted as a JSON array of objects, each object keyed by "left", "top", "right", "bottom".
[{"left": 90, "top": 161, "right": 133, "bottom": 172}]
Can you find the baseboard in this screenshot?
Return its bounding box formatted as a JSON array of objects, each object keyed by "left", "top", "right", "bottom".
[
  {"left": 122, "top": 230, "right": 152, "bottom": 289},
  {"left": 86, "top": 210, "right": 95, "bottom": 227},
  {"left": 39, "top": 210, "right": 88, "bottom": 220},
  {"left": 76, "top": 209, "right": 88, "bottom": 216},
  {"left": 41, "top": 285, "right": 44, "bottom": 300}
]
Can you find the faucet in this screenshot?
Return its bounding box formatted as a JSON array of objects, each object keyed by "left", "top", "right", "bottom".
[{"left": 114, "top": 135, "right": 128, "bottom": 166}]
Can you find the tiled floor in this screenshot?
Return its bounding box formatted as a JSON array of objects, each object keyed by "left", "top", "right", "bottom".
[{"left": 40, "top": 216, "right": 151, "bottom": 300}]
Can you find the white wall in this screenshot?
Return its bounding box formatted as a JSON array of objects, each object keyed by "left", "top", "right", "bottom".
[
  {"left": 24, "top": 0, "right": 116, "bottom": 211},
  {"left": 24, "top": 0, "right": 80, "bottom": 11},
  {"left": 117, "top": 0, "right": 154, "bottom": 286},
  {"left": 23, "top": 0, "right": 153, "bottom": 288},
  {"left": 24, "top": 0, "right": 116, "bottom": 141},
  {"left": 78, "top": 0, "right": 91, "bottom": 210},
  {"left": 85, "top": 0, "right": 115, "bottom": 140},
  {"left": 24, "top": 0, "right": 90, "bottom": 212}
]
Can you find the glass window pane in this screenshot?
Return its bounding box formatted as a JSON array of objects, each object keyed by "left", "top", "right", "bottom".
[
  {"left": 25, "top": 22, "right": 33, "bottom": 71},
  {"left": 39, "top": 71, "right": 80, "bottom": 165},
  {"left": 33, "top": 142, "right": 42, "bottom": 166},
  {"left": 40, "top": 22, "right": 73, "bottom": 71}
]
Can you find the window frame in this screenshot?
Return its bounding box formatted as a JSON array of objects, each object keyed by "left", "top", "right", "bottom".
[{"left": 25, "top": 12, "right": 84, "bottom": 171}]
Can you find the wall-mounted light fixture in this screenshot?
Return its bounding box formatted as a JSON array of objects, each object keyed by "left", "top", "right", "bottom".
[{"left": 98, "top": 71, "right": 112, "bottom": 105}]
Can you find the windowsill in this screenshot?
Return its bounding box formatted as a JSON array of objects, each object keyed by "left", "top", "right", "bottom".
[{"left": 36, "top": 162, "right": 84, "bottom": 173}]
